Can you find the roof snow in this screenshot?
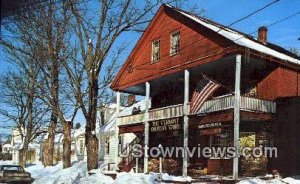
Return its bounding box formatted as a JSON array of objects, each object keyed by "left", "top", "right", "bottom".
[{"left": 166, "top": 4, "right": 300, "bottom": 65}]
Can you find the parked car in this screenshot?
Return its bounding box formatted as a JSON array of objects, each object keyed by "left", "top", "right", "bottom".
[{"left": 0, "top": 165, "right": 32, "bottom": 183}]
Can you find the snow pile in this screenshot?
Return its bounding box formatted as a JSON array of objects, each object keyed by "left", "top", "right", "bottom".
[
  {"left": 25, "top": 161, "right": 88, "bottom": 184},
  {"left": 12, "top": 160, "right": 300, "bottom": 184},
  {"left": 161, "top": 173, "right": 192, "bottom": 182},
  {"left": 79, "top": 169, "right": 114, "bottom": 184},
  {"left": 21, "top": 161, "right": 196, "bottom": 184},
  {"left": 238, "top": 177, "right": 300, "bottom": 184},
  {"left": 115, "top": 172, "right": 157, "bottom": 184},
  {"left": 0, "top": 160, "right": 13, "bottom": 165},
  {"left": 282, "top": 177, "right": 300, "bottom": 184}
]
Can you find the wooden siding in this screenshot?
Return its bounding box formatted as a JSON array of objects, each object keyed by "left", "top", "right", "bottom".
[
  {"left": 111, "top": 5, "right": 236, "bottom": 90},
  {"left": 257, "top": 67, "right": 300, "bottom": 100}
]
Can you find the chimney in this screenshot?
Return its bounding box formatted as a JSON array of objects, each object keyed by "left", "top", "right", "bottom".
[
  {"left": 127, "top": 94, "right": 136, "bottom": 106},
  {"left": 258, "top": 26, "right": 268, "bottom": 44}
]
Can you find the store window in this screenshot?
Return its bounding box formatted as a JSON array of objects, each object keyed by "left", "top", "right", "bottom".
[
  {"left": 210, "top": 128, "right": 232, "bottom": 147},
  {"left": 209, "top": 128, "right": 232, "bottom": 158},
  {"left": 240, "top": 132, "right": 256, "bottom": 148}
]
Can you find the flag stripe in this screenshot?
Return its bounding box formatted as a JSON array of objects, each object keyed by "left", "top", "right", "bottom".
[{"left": 191, "top": 76, "right": 221, "bottom": 114}]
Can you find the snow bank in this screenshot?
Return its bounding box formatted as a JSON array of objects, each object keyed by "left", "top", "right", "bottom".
[
  {"left": 21, "top": 161, "right": 197, "bottom": 184},
  {"left": 18, "top": 160, "right": 300, "bottom": 184},
  {"left": 0, "top": 160, "right": 13, "bottom": 165},
  {"left": 115, "top": 172, "right": 157, "bottom": 184},
  {"left": 25, "top": 161, "right": 88, "bottom": 184},
  {"left": 238, "top": 177, "right": 300, "bottom": 184}
]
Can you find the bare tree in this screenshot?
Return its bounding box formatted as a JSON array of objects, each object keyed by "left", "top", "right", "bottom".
[
  {"left": 1, "top": 0, "right": 201, "bottom": 170},
  {"left": 0, "top": 0, "right": 75, "bottom": 168},
  {"left": 0, "top": 67, "right": 48, "bottom": 167},
  {"left": 67, "top": 0, "right": 192, "bottom": 170},
  {"left": 289, "top": 47, "right": 299, "bottom": 57}
]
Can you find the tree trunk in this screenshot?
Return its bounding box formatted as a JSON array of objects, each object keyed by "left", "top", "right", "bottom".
[
  {"left": 62, "top": 121, "right": 72, "bottom": 168},
  {"left": 19, "top": 139, "right": 29, "bottom": 167},
  {"left": 86, "top": 133, "right": 99, "bottom": 171},
  {"left": 43, "top": 53, "right": 59, "bottom": 166},
  {"left": 42, "top": 116, "right": 57, "bottom": 166},
  {"left": 86, "top": 77, "right": 99, "bottom": 171}
]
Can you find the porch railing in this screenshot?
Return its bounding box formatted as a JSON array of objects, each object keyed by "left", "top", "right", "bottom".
[
  {"left": 119, "top": 113, "right": 145, "bottom": 126},
  {"left": 195, "top": 95, "right": 276, "bottom": 114},
  {"left": 118, "top": 95, "right": 276, "bottom": 126},
  {"left": 149, "top": 104, "right": 184, "bottom": 121},
  {"left": 197, "top": 95, "right": 235, "bottom": 114},
  {"left": 240, "top": 96, "right": 276, "bottom": 113}
]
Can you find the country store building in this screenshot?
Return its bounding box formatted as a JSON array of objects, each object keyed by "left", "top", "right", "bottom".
[{"left": 109, "top": 4, "right": 300, "bottom": 179}]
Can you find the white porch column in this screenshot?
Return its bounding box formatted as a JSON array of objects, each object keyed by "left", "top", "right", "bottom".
[
  {"left": 144, "top": 82, "right": 150, "bottom": 173},
  {"left": 114, "top": 91, "right": 121, "bottom": 170},
  {"left": 183, "top": 70, "right": 189, "bottom": 177},
  {"left": 233, "top": 54, "right": 241, "bottom": 180}
]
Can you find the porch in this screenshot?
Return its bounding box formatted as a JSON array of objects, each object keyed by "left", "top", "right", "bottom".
[
  {"left": 114, "top": 54, "right": 279, "bottom": 178},
  {"left": 117, "top": 95, "right": 276, "bottom": 126}
]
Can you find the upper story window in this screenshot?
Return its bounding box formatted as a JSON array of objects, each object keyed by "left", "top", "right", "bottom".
[
  {"left": 79, "top": 139, "right": 84, "bottom": 155},
  {"left": 105, "top": 137, "right": 110, "bottom": 154},
  {"left": 152, "top": 39, "right": 160, "bottom": 62},
  {"left": 170, "top": 31, "right": 180, "bottom": 56}
]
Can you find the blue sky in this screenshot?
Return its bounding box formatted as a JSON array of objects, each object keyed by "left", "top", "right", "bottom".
[{"left": 0, "top": 0, "right": 299, "bottom": 134}]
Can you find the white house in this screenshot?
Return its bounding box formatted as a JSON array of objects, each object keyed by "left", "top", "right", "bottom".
[
  {"left": 2, "top": 144, "right": 12, "bottom": 154},
  {"left": 99, "top": 100, "right": 145, "bottom": 171},
  {"left": 10, "top": 126, "right": 87, "bottom": 165}
]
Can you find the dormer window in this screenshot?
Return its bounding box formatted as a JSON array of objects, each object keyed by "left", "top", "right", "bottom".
[
  {"left": 152, "top": 39, "right": 160, "bottom": 62},
  {"left": 170, "top": 31, "right": 180, "bottom": 56}
]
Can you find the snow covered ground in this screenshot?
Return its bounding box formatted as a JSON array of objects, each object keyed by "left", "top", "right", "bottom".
[
  {"left": 2, "top": 160, "right": 300, "bottom": 184},
  {"left": 237, "top": 177, "right": 300, "bottom": 184},
  {"left": 1, "top": 160, "right": 189, "bottom": 184}
]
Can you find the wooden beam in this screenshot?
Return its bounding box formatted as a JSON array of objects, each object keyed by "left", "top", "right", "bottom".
[
  {"left": 144, "top": 82, "right": 150, "bottom": 173},
  {"left": 233, "top": 54, "right": 241, "bottom": 179},
  {"left": 183, "top": 70, "right": 189, "bottom": 177},
  {"left": 119, "top": 124, "right": 145, "bottom": 134},
  {"left": 115, "top": 91, "right": 121, "bottom": 170}
]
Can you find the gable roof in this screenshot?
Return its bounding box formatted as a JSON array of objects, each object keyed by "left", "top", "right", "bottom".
[
  {"left": 111, "top": 4, "right": 300, "bottom": 91},
  {"left": 165, "top": 4, "right": 300, "bottom": 65}
]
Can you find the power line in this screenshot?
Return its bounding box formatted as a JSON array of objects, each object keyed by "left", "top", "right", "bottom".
[
  {"left": 234, "top": 10, "right": 300, "bottom": 42},
  {"left": 227, "top": 0, "right": 280, "bottom": 27}
]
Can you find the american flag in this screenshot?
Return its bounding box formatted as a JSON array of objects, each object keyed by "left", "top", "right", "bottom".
[{"left": 190, "top": 74, "right": 221, "bottom": 114}]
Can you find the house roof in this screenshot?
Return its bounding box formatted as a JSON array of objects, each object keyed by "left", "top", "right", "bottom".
[
  {"left": 165, "top": 4, "right": 300, "bottom": 65},
  {"left": 111, "top": 4, "right": 300, "bottom": 91}
]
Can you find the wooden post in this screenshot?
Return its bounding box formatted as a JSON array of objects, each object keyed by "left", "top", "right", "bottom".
[
  {"left": 233, "top": 54, "right": 241, "bottom": 180},
  {"left": 183, "top": 70, "right": 189, "bottom": 177},
  {"left": 114, "top": 91, "right": 121, "bottom": 170},
  {"left": 144, "top": 82, "right": 150, "bottom": 173}
]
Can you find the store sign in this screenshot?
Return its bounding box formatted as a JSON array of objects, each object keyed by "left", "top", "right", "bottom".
[
  {"left": 150, "top": 118, "right": 181, "bottom": 132},
  {"left": 200, "top": 128, "right": 222, "bottom": 135},
  {"left": 198, "top": 122, "right": 223, "bottom": 129}
]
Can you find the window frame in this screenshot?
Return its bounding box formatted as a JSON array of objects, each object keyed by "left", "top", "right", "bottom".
[
  {"left": 170, "top": 31, "right": 180, "bottom": 56},
  {"left": 79, "top": 139, "right": 84, "bottom": 155},
  {"left": 105, "top": 137, "right": 110, "bottom": 154},
  {"left": 151, "top": 39, "right": 160, "bottom": 63}
]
